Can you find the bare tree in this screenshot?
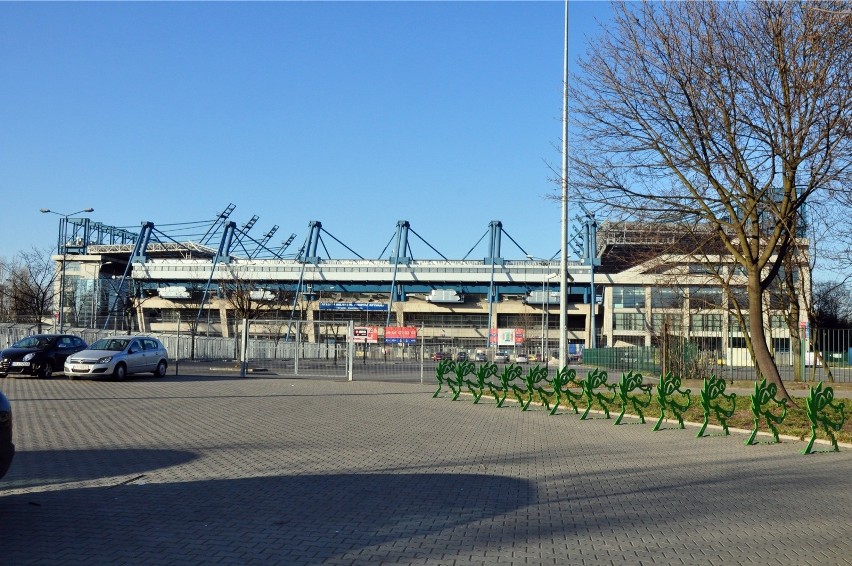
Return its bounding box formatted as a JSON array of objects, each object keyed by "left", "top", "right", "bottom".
[
  {"left": 568, "top": 1, "right": 852, "bottom": 400},
  {"left": 219, "top": 263, "right": 279, "bottom": 358},
  {"left": 812, "top": 280, "right": 852, "bottom": 328},
  {"left": 7, "top": 248, "right": 56, "bottom": 332},
  {"left": 219, "top": 264, "right": 277, "bottom": 321},
  {"left": 0, "top": 258, "right": 12, "bottom": 323}
]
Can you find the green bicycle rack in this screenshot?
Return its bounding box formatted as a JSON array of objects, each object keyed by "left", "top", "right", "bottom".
[
  {"left": 653, "top": 372, "right": 692, "bottom": 431},
  {"left": 433, "top": 359, "right": 456, "bottom": 398},
  {"left": 614, "top": 370, "right": 653, "bottom": 425},
  {"left": 488, "top": 364, "right": 523, "bottom": 408},
  {"left": 449, "top": 360, "right": 476, "bottom": 401},
  {"left": 745, "top": 378, "right": 788, "bottom": 445},
  {"left": 512, "top": 365, "right": 549, "bottom": 411},
  {"left": 466, "top": 362, "right": 498, "bottom": 404},
  {"left": 542, "top": 366, "right": 583, "bottom": 416},
  {"left": 697, "top": 374, "right": 737, "bottom": 438},
  {"left": 580, "top": 368, "right": 616, "bottom": 420},
  {"left": 803, "top": 381, "right": 846, "bottom": 454}
]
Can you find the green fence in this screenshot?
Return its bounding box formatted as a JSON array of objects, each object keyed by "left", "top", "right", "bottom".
[{"left": 583, "top": 346, "right": 661, "bottom": 375}]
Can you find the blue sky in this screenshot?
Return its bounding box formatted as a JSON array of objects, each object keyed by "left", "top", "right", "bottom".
[{"left": 1, "top": 1, "right": 614, "bottom": 263}]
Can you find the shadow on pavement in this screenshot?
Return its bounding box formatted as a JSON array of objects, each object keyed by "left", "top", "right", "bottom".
[
  {"left": 0, "top": 472, "right": 535, "bottom": 564},
  {"left": 1, "top": 448, "right": 199, "bottom": 490}
]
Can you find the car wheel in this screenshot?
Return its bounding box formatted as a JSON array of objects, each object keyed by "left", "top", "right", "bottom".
[
  {"left": 113, "top": 363, "right": 127, "bottom": 381},
  {"left": 153, "top": 360, "right": 167, "bottom": 377},
  {"left": 38, "top": 364, "right": 53, "bottom": 379}
]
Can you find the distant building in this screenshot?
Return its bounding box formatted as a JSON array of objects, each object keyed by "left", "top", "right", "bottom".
[{"left": 48, "top": 218, "right": 809, "bottom": 367}]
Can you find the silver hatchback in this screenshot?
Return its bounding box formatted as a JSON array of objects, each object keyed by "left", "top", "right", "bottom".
[{"left": 64, "top": 336, "right": 169, "bottom": 380}]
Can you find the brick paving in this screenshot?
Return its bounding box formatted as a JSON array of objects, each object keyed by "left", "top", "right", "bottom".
[{"left": 1, "top": 372, "right": 851, "bottom": 565}]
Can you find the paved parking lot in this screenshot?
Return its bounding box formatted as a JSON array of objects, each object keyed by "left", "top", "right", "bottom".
[{"left": 1, "top": 371, "right": 851, "bottom": 565}]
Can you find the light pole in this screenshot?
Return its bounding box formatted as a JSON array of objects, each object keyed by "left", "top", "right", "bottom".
[
  {"left": 40, "top": 207, "right": 94, "bottom": 332},
  {"left": 558, "top": 0, "right": 570, "bottom": 370}
]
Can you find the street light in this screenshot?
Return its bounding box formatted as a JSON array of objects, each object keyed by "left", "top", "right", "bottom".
[{"left": 40, "top": 207, "right": 94, "bottom": 332}]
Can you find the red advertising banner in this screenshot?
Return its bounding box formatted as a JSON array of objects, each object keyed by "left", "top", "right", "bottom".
[
  {"left": 352, "top": 326, "right": 379, "bottom": 344},
  {"left": 385, "top": 326, "right": 417, "bottom": 343}
]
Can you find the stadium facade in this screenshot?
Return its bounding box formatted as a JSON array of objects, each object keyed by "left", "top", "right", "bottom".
[{"left": 47, "top": 212, "right": 809, "bottom": 365}]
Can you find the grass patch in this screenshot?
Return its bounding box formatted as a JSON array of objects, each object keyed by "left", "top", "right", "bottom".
[{"left": 531, "top": 380, "right": 852, "bottom": 445}]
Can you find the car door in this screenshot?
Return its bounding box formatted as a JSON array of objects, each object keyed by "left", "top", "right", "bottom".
[
  {"left": 141, "top": 339, "right": 159, "bottom": 372},
  {"left": 54, "top": 337, "right": 76, "bottom": 369},
  {"left": 126, "top": 339, "right": 147, "bottom": 374}
]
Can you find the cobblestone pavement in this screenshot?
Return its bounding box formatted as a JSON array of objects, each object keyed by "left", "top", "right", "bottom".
[{"left": 1, "top": 373, "right": 851, "bottom": 565}]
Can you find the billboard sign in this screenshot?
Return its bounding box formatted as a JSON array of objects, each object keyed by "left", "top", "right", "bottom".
[
  {"left": 352, "top": 326, "right": 379, "bottom": 344},
  {"left": 384, "top": 326, "right": 418, "bottom": 344},
  {"left": 489, "top": 328, "right": 525, "bottom": 346},
  {"left": 320, "top": 302, "right": 387, "bottom": 311}
]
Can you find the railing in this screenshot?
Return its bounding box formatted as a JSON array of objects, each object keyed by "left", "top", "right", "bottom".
[{"left": 2, "top": 323, "right": 851, "bottom": 383}]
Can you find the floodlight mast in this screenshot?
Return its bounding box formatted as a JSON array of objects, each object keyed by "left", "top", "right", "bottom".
[{"left": 559, "top": 0, "right": 570, "bottom": 370}]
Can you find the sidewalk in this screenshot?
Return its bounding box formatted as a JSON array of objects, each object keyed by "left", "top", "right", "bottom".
[{"left": 2, "top": 375, "right": 851, "bottom": 565}]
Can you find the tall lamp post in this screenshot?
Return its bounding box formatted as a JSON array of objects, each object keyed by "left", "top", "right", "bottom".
[
  {"left": 558, "top": 0, "right": 570, "bottom": 369},
  {"left": 40, "top": 207, "right": 94, "bottom": 332}
]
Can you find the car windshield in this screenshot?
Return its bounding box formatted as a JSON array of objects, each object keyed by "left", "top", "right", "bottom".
[
  {"left": 89, "top": 338, "right": 129, "bottom": 352},
  {"left": 12, "top": 336, "right": 52, "bottom": 349}
]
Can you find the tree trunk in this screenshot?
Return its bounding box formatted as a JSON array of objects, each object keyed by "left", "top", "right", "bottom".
[{"left": 747, "top": 274, "right": 793, "bottom": 402}]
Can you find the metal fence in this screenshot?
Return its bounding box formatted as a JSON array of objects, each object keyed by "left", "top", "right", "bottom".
[{"left": 2, "top": 322, "right": 851, "bottom": 383}]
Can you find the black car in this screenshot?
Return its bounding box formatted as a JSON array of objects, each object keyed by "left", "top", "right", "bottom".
[
  {"left": 456, "top": 351, "right": 468, "bottom": 362},
  {"left": 0, "top": 334, "right": 88, "bottom": 378},
  {"left": 0, "top": 390, "right": 13, "bottom": 479}
]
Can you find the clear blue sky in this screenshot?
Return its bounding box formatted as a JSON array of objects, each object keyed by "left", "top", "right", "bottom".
[{"left": 1, "top": 1, "right": 614, "bottom": 263}]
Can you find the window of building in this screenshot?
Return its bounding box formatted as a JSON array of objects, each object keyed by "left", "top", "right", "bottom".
[
  {"left": 689, "top": 286, "right": 722, "bottom": 309},
  {"left": 651, "top": 287, "right": 684, "bottom": 309},
  {"left": 729, "top": 313, "right": 749, "bottom": 331},
  {"left": 612, "top": 286, "right": 645, "bottom": 309},
  {"left": 727, "top": 286, "right": 748, "bottom": 309},
  {"left": 405, "top": 313, "right": 489, "bottom": 328},
  {"left": 688, "top": 263, "right": 722, "bottom": 275},
  {"left": 690, "top": 313, "right": 722, "bottom": 331},
  {"left": 651, "top": 313, "right": 682, "bottom": 333},
  {"left": 614, "top": 312, "right": 646, "bottom": 331}
]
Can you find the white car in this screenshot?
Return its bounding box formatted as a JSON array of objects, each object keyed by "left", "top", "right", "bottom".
[
  {"left": 65, "top": 336, "right": 169, "bottom": 380},
  {"left": 494, "top": 351, "right": 511, "bottom": 363},
  {"left": 804, "top": 352, "right": 822, "bottom": 367},
  {"left": 515, "top": 353, "right": 529, "bottom": 364}
]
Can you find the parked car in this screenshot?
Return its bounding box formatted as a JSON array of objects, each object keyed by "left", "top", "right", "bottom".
[
  {"left": 515, "top": 353, "right": 529, "bottom": 364},
  {"left": 494, "top": 351, "right": 511, "bottom": 363},
  {"left": 64, "top": 336, "right": 169, "bottom": 380},
  {"left": 474, "top": 351, "right": 487, "bottom": 362},
  {"left": 0, "top": 334, "right": 88, "bottom": 378},
  {"left": 804, "top": 352, "right": 822, "bottom": 367},
  {"left": 0, "top": 390, "right": 13, "bottom": 479},
  {"left": 456, "top": 351, "right": 468, "bottom": 362},
  {"left": 432, "top": 351, "right": 451, "bottom": 361}
]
